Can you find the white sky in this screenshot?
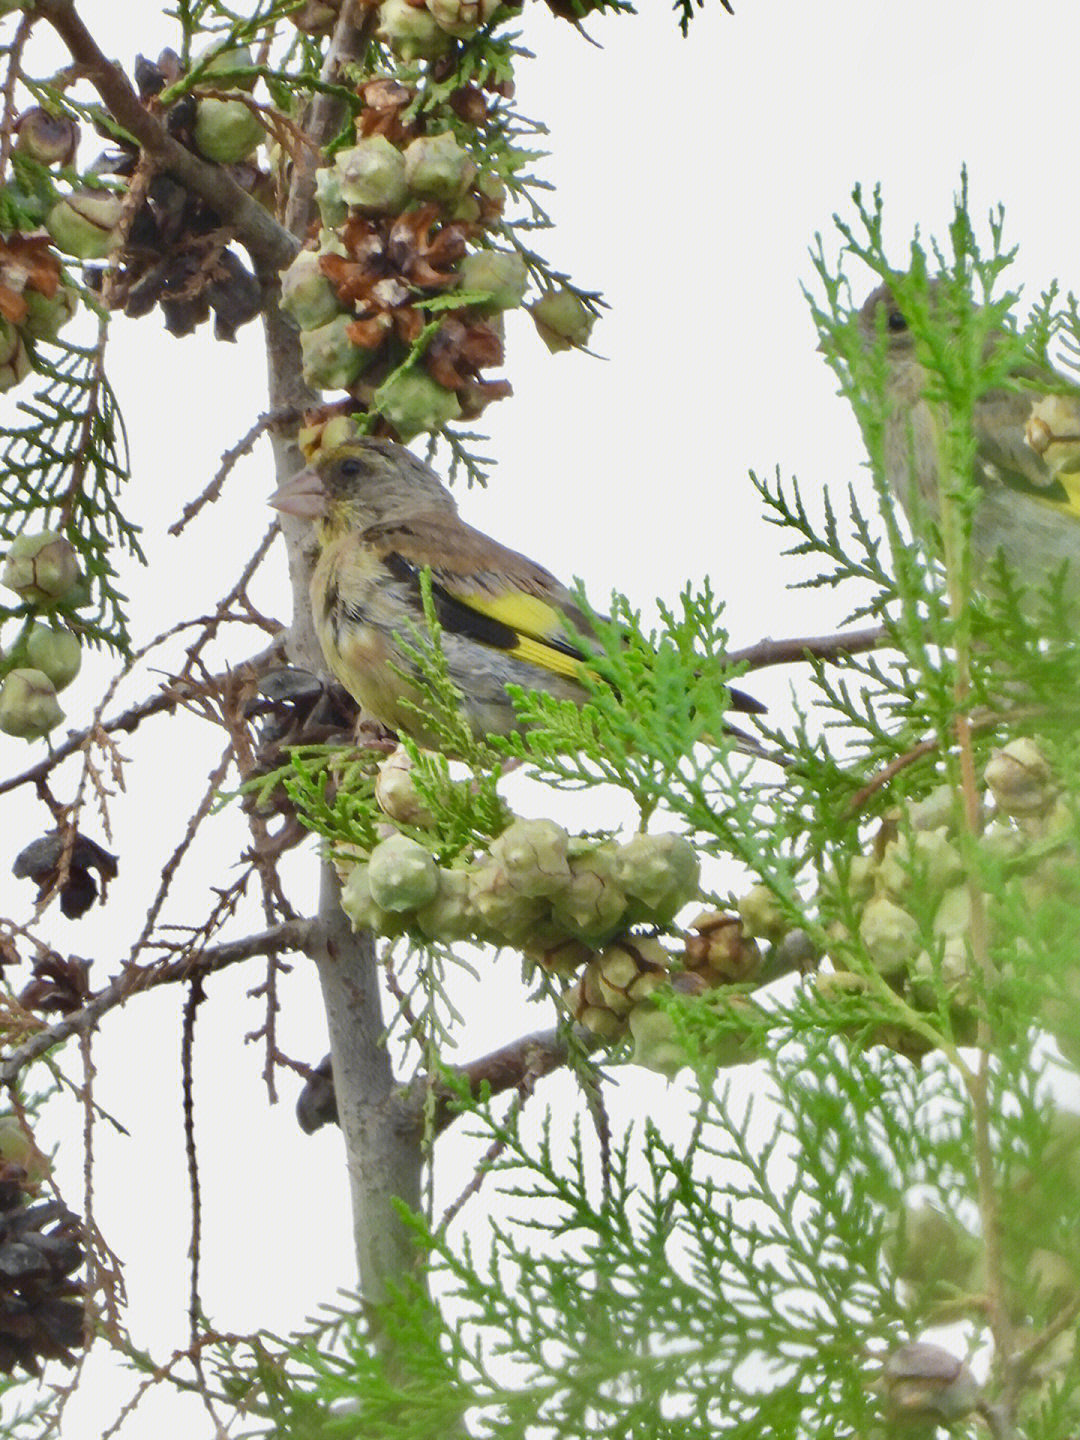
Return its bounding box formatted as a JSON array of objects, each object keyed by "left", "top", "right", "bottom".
[{"left": 4, "top": 1, "right": 1080, "bottom": 1434}]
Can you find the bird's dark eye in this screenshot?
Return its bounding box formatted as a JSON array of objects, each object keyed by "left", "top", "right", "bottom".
[
  {"left": 339, "top": 457, "right": 363, "bottom": 478},
  {"left": 886, "top": 307, "right": 908, "bottom": 333}
]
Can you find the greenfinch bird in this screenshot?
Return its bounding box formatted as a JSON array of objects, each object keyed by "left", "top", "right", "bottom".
[
  {"left": 854, "top": 281, "right": 1080, "bottom": 602},
  {"left": 270, "top": 438, "right": 764, "bottom": 749}
]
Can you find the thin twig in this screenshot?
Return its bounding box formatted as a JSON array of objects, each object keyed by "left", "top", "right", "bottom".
[
  {"left": 169, "top": 411, "right": 302, "bottom": 536},
  {"left": 435, "top": 1088, "right": 528, "bottom": 1236},
  {"left": 0, "top": 919, "right": 313, "bottom": 1086},
  {"left": 0, "top": 633, "right": 282, "bottom": 801},
  {"left": 843, "top": 704, "right": 1048, "bottom": 815},
  {"left": 57, "top": 318, "right": 110, "bottom": 529},
  {"left": 0, "top": 522, "right": 283, "bottom": 801},
  {"left": 0, "top": 10, "right": 34, "bottom": 179},
  {"left": 180, "top": 978, "right": 226, "bottom": 1437}
]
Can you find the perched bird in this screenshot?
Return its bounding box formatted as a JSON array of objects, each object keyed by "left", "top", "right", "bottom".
[
  {"left": 270, "top": 438, "right": 764, "bottom": 750},
  {"left": 853, "top": 280, "right": 1080, "bottom": 601}
]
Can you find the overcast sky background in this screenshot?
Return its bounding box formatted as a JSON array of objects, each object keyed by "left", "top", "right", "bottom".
[{"left": 4, "top": 2, "right": 1080, "bottom": 1435}]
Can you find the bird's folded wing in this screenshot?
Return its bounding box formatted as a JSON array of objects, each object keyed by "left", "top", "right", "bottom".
[
  {"left": 372, "top": 516, "right": 589, "bottom": 680},
  {"left": 972, "top": 388, "right": 1075, "bottom": 504},
  {"left": 371, "top": 515, "right": 766, "bottom": 714}
]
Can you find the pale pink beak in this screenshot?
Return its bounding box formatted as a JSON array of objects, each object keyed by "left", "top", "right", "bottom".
[{"left": 268, "top": 465, "right": 328, "bottom": 519}]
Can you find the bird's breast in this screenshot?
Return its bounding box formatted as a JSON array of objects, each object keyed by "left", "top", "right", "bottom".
[{"left": 310, "top": 542, "right": 417, "bottom": 724}]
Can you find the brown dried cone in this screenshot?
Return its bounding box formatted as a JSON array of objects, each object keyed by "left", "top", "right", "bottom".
[
  {"left": 0, "top": 1170, "right": 85, "bottom": 1375},
  {"left": 316, "top": 205, "right": 479, "bottom": 349},
  {"left": 13, "top": 831, "right": 117, "bottom": 920},
  {"left": 683, "top": 910, "right": 762, "bottom": 985},
  {"left": 82, "top": 49, "right": 266, "bottom": 340},
  {"left": 0, "top": 232, "right": 69, "bottom": 338},
  {"left": 19, "top": 953, "right": 92, "bottom": 1014},
  {"left": 117, "top": 207, "right": 263, "bottom": 341},
  {"left": 318, "top": 202, "right": 465, "bottom": 310},
  {"left": 296, "top": 81, "right": 514, "bottom": 431},
  {"left": 569, "top": 935, "right": 671, "bottom": 1040},
  {"left": 356, "top": 78, "right": 419, "bottom": 145}
]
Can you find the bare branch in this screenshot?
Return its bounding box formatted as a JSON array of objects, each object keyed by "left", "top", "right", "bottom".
[
  {"left": 168, "top": 409, "right": 302, "bottom": 536},
  {"left": 0, "top": 10, "right": 33, "bottom": 179},
  {"left": 299, "top": 1024, "right": 592, "bottom": 1138},
  {"left": 727, "top": 624, "right": 887, "bottom": 671},
  {"left": 0, "top": 919, "right": 313, "bottom": 1086},
  {"left": 426, "top": 1026, "right": 580, "bottom": 1136}
]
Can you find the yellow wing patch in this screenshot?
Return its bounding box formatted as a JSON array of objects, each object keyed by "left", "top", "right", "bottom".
[
  {"left": 1016, "top": 470, "right": 1080, "bottom": 518},
  {"left": 1054, "top": 470, "right": 1080, "bottom": 517},
  {"left": 506, "top": 633, "right": 583, "bottom": 678},
  {"left": 463, "top": 588, "right": 584, "bottom": 679}
]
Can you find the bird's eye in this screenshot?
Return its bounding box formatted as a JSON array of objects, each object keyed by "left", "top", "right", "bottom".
[
  {"left": 339, "top": 457, "right": 363, "bottom": 478},
  {"left": 886, "top": 307, "right": 908, "bottom": 334}
]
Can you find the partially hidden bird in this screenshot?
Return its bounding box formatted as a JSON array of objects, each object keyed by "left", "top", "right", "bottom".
[
  {"left": 270, "top": 437, "right": 764, "bottom": 750},
  {"left": 852, "top": 280, "right": 1080, "bottom": 602}
]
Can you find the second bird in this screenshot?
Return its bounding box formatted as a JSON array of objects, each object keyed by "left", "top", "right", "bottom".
[{"left": 854, "top": 280, "right": 1080, "bottom": 604}]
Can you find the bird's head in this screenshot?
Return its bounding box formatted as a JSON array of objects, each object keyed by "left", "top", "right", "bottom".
[
  {"left": 270, "top": 438, "right": 458, "bottom": 538},
  {"left": 857, "top": 282, "right": 918, "bottom": 357},
  {"left": 856, "top": 277, "right": 959, "bottom": 362}
]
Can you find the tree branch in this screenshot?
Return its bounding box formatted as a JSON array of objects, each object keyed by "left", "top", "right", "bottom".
[
  {"left": 420, "top": 1026, "right": 583, "bottom": 1137},
  {"left": 306, "top": 860, "right": 423, "bottom": 1306},
  {"left": 0, "top": 919, "right": 313, "bottom": 1085},
  {"left": 283, "top": 2, "right": 377, "bottom": 238},
  {"left": 33, "top": 0, "right": 298, "bottom": 275},
  {"left": 727, "top": 624, "right": 887, "bottom": 671},
  {"left": 298, "top": 1024, "right": 593, "bottom": 1138}
]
